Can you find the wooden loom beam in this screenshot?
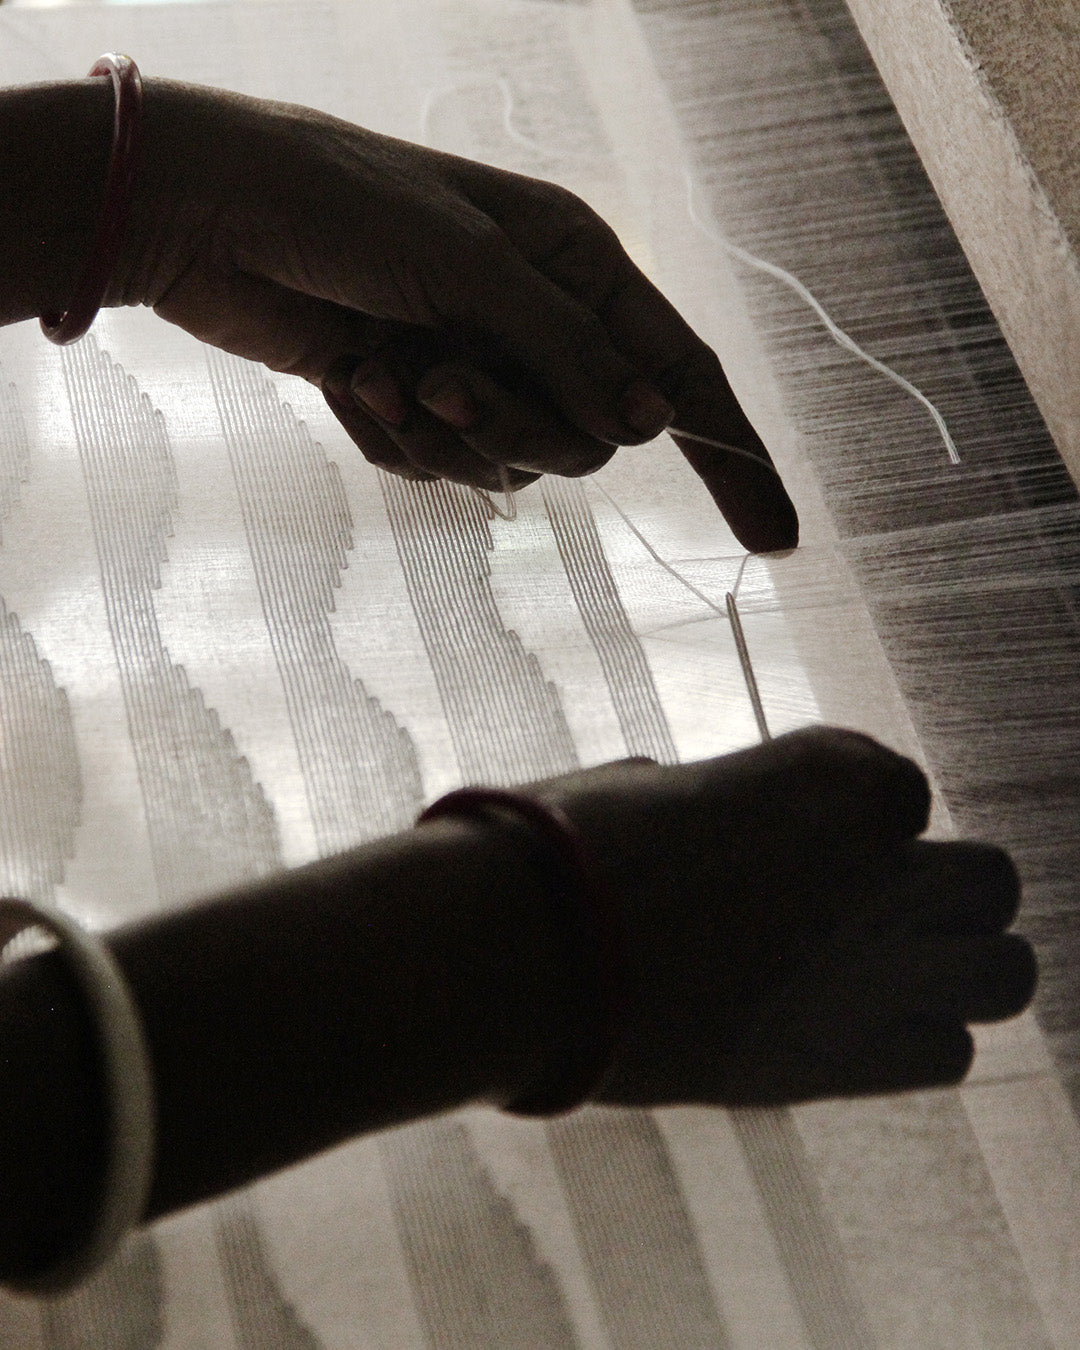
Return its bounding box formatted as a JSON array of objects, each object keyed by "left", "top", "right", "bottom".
[{"left": 844, "top": 0, "right": 1080, "bottom": 492}]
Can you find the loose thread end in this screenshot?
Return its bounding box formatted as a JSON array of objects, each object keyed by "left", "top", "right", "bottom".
[
  {"left": 472, "top": 464, "right": 518, "bottom": 521},
  {"left": 683, "top": 170, "right": 962, "bottom": 468}
]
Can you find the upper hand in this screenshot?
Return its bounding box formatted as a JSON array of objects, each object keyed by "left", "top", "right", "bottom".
[{"left": 116, "top": 79, "right": 798, "bottom": 552}]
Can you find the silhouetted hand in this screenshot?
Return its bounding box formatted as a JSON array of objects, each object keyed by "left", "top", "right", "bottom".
[
  {"left": 0, "top": 725, "right": 1034, "bottom": 1286},
  {"left": 528, "top": 726, "right": 1035, "bottom": 1105},
  {"left": 116, "top": 79, "right": 797, "bottom": 551}
]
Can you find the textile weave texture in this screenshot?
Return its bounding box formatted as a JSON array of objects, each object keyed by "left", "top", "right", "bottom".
[{"left": 0, "top": 1, "right": 1076, "bottom": 1346}]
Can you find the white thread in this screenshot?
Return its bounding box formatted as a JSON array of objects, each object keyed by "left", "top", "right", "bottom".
[
  {"left": 421, "top": 71, "right": 957, "bottom": 525},
  {"left": 593, "top": 482, "right": 728, "bottom": 617},
  {"left": 473, "top": 463, "right": 518, "bottom": 521},
  {"left": 684, "top": 174, "right": 961, "bottom": 466},
  {"left": 594, "top": 483, "right": 773, "bottom": 736},
  {"left": 418, "top": 76, "right": 535, "bottom": 153},
  {"left": 667, "top": 425, "right": 783, "bottom": 477},
  {"left": 730, "top": 552, "right": 753, "bottom": 601},
  {"left": 472, "top": 429, "right": 778, "bottom": 522},
  {"left": 420, "top": 76, "right": 961, "bottom": 471}
]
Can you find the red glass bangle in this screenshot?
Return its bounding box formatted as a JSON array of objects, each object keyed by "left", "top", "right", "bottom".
[
  {"left": 40, "top": 54, "right": 144, "bottom": 346},
  {"left": 418, "top": 786, "right": 624, "bottom": 1115}
]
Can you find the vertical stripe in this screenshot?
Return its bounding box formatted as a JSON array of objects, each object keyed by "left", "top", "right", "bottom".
[
  {"left": 548, "top": 1110, "right": 729, "bottom": 1350},
  {"left": 382, "top": 474, "right": 576, "bottom": 786},
  {"left": 542, "top": 479, "right": 678, "bottom": 765},
  {"left": 542, "top": 474, "right": 858, "bottom": 1349},
  {"left": 208, "top": 352, "right": 422, "bottom": 850},
  {"left": 382, "top": 1119, "right": 578, "bottom": 1350},
  {"left": 207, "top": 352, "right": 426, "bottom": 1342},
  {"left": 60, "top": 337, "right": 319, "bottom": 1350},
  {"left": 382, "top": 470, "right": 728, "bottom": 1345},
  {"left": 0, "top": 366, "right": 30, "bottom": 543},
  {"left": 729, "top": 1110, "right": 873, "bottom": 1350},
  {"left": 215, "top": 1200, "right": 322, "bottom": 1350},
  {"left": 62, "top": 339, "right": 279, "bottom": 907},
  {"left": 0, "top": 600, "right": 81, "bottom": 905}
]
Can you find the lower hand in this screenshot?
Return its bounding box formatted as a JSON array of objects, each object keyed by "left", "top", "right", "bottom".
[{"left": 533, "top": 726, "right": 1035, "bottom": 1106}]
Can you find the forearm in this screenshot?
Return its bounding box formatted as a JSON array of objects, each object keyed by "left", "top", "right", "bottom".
[
  {"left": 0, "top": 814, "right": 580, "bottom": 1281},
  {"left": 0, "top": 79, "right": 114, "bottom": 327}
]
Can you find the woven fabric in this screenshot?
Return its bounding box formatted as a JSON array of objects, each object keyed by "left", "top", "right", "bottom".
[{"left": 0, "top": 2, "right": 1076, "bottom": 1346}]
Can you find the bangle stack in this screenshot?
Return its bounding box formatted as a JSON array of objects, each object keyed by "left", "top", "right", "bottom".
[
  {"left": 40, "top": 54, "right": 144, "bottom": 346},
  {"left": 418, "top": 787, "right": 624, "bottom": 1115},
  {"left": 0, "top": 898, "right": 154, "bottom": 1295}
]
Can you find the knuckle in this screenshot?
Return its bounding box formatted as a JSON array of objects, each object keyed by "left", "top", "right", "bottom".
[
  {"left": 531, "top": 180, "right": 606, "bottom": 238},
  {"left": 778, "top": 725, "right": 859, "bottom": 776},
  {"left": 543, "top": 180, "right": 594, "bottom": 216},
  {"left": 963, "top": 840, "right": 1018, "bottom": 881},
  {"left": 540, "top": 209, "right": 630, "bottom": 308},
  {"left": 359, "top": 444, "right": 425, "bottom": 479},
  {"left": 360, "top": 447, "right": 402, "bottom": 472},
  {"left": 776, "top": 726, "right": 930, "bottom": 828},
  {"left": 974, "top": 844, "right": 1022, "bottom": 922}
]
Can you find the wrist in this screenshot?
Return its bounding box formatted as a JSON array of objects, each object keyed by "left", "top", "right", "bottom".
[
  {"left": 108, "top": 76, "right": 213, "bottom": 313},
  {"left": 420, "top": 789, "right": 622, "bottom": 1113},
  {"left": 392, "top": 812, "right": 597, "bottom": 1115},
  {"left": 109, "top": 815, "right": 587, "bottom": 1219},
  {"left": 0, "top": 75, "right": 223, "bottom": 331},
  {"left": 0, "top": 79, "right": 114, "bottom": 327}
]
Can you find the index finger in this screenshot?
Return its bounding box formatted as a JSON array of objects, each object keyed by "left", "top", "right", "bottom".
[
  {"left": 466, "top": 175, "right": 799, "bottom": 551},
  {"left": 559, "top": 232, "right": 799, "bottom": 553}
]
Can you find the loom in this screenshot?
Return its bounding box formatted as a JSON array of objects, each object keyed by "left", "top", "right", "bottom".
[{"left": 0, "top": 0, "right": 1077, "bottom": 1345}]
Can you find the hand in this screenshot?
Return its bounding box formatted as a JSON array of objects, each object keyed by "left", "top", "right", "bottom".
[
  {"left": 115, "top": 79, "right": 798, "bottom": 552},
  {"left": 530, "top": 727, "right": 1035, "bottom": 1106}
]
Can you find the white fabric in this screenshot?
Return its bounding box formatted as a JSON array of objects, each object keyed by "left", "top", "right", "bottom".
[{"left": 0, "top": 2, "right": 1076, "bottom": 1346}]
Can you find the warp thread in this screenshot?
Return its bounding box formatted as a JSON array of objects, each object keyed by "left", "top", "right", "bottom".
[
  {"left": 419, "top": 73, "right": 961, "bottom": 472},
  {"left": 420, "top": 71, "right": 964, "bottom": 734}
]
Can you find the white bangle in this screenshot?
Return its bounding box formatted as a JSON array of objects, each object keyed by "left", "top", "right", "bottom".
[{"left": 0, "top": 898, "right": 155, "bottom": 1295}]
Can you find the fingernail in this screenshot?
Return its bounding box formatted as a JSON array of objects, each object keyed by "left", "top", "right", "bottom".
[
  {"left": 618, "top": 379, "right": 675, "bottom": 439},
  {"left": 418, "top": 376, "right": 478, "bottom": 431},
  {"left": 351, "top": 367, "right": 409, "bottom": 427}
]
